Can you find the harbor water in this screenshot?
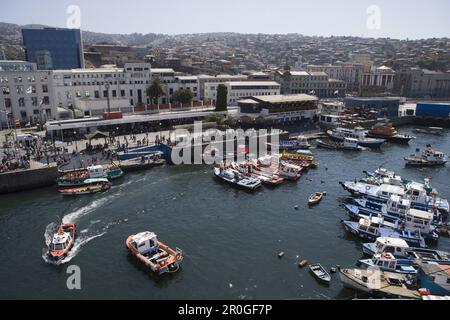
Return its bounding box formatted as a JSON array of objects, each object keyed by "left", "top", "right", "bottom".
[{"left": 0, "top": 125, "right": 449, "bottom": 299}]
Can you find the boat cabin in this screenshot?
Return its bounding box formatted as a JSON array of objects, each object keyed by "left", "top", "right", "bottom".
[
  {"left": 50, "top": 231, "right": 72, "bottom": 252},
  {"left": 343, "top": 138, "right": 359, "bottom": 149},
  {"left": 358, "top": 218, "right": 381, "bottom": 237},
  {"left": 130, "top": 232, "right": 160, "bottom": 255},
  {"left": 404, "top": 209, "right": 434, "bottom": 234},
  {"left": 87, "top": 165, "right": 105, "bottom": 179},
  {"left": 369, "top": 252, "right": 417, "bottom": 274},
  {"left": 377, "top": 184, "right": 405, "bottom": 199},
  {"left": 374, "top": 237, "right": 410, "bottom": 256},
  {"left": 405, "top": 183, "right": 428, "bottom": 204},
  {"left": 387, "top": 195, "right": 411, "bottom": 218}
]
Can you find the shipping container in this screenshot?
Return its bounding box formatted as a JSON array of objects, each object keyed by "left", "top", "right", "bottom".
[{"left": 415, "top": 103, "right": 450, "bottom": 118}]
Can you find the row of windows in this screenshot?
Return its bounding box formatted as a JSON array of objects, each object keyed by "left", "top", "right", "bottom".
[
  {"left": 2, "top": 84, "right": 49, "bottom": 95},
  {"left": 4, "top": 96, "right": 50, "bottom": 108},
  {"left": 0, "top": 75, "right": 48, "bottom": 83}
]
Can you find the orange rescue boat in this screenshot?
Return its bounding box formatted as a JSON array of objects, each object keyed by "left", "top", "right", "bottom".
[
  {"left": 125, "top": 231, "right": 183, "bottom": 275},
  {"left": 48, "top": 224, "right": 76, "bottom": 261}
]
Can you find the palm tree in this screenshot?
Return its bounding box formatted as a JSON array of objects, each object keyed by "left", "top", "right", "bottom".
[{"left": 146, "top": 77, "right": 165, "bottom": 105}]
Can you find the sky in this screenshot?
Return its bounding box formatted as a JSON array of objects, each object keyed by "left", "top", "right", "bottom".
[{"left": 1, "top": 0, "right": 449, "bottom": 39}]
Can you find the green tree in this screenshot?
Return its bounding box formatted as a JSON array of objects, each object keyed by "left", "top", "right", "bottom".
[
  {"left": 146, "top": 77, "right": 165, "bottom": 104},
  {"left": 172, "top": 88, "right": 194, "bottom": 104},
  {"left": 215, "top": 84, "right": 228, "bottom": 112}
]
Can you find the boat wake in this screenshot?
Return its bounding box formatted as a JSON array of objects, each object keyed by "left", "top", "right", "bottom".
[
  {"left": 42, "top": 231, "right": 106, "bottom": 265},
  {"left": 42, "top": 217, "right": 129, "bottom": 266},
  {"left": 62, "top": 194, "right": 113, "bottom": 224}
]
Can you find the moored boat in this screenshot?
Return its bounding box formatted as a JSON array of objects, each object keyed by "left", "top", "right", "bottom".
[
  {"left": 48, "top": 223, "right": 76, "bottom": 261},
  {"left": 359, "top": 252, "right": 418, "bottom": 275},
  {"left": 341, "top": 217, "right": 426, "bottom": 248},
  {"left": 125, "top": 231, "right": 183, "bottom": 275},
  {"left": 362, "top": 237, "right": 450, "bottom": 263},
  {"left": 309, "top": 263, "right": 331, "bottom": 284},
  {"left": 405, "top": 146, "right": 447, "bottom": 167},
  {"left": 58, "top": 178, "right": 111, "bottom": 196},
  {"left": 338, "top": 267, "right": 421, "bottom": 299},
  {"left": 327, "top": 127, "right": 385, "bottom": 149},
  {"left": 213, "top": 167, "right": 262, "bottom": 191},
  {"left": 308, "top": 192, "right": 325, "bottom": 206},
  {"left": 316, "top": 137, "right": 365, "bottom": 151},
  {"left": 367, "top": 122, "right": 415, "bottom": 144}
]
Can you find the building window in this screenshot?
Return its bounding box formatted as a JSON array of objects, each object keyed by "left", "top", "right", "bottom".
[
  {"left": 31, "top": 97, "right": 38, "bottom": 106},
  {"left": 112, "top": 90, "right": 117, "bottom": 98},
  {"left": 42, "top": 84, "right": 48, "bottom": 93},
  {"left": 18, "top": 97, "right": 25, "bottom": 107},
  {"left": 120, "top": 90, "right": 125, "bottom": 97},
  {"left": 85, "top": 91, "right": 90, "bottom": 97},
  {"left": 103, "top": 90, "right": 108, "bottom": 98},
  {"left": 95, "top": 91, "right": 100, "bottom": 98}
]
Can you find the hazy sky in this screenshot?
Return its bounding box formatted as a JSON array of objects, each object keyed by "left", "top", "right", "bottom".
[{"left": 1, "top": 0, "right": 449, "bottom": 39}]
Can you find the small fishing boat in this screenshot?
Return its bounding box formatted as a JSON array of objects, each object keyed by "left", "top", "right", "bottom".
[
  {"left": 278, "top": 162, "right": 302, "bottom": 181},
  {"left": 104, "top": 165, "right": 124, "bottom": 180},
  {"left": 125, "top": 231, "right": 183, "bottom": 275},
  {"left": 58, "top": 178, "right": 111, "bottom": 196},
  {"left": 308, "top": 192, "right": 325, "bottom": 206},
  {"left": 367, "top": 122, "right": 415, "bottom": 144},
  {"left": 338, "top": 267, "right": 421, "bottom": 299},
  {"left": 48, "top": 223, "right": 76, "bottom": 261},
  {"left": 231, "top": 162, "right": 284, "bottom": 186},
  {"left": 213, "top": 167, "right": 262, "bottom": 190},
  {"left": 414, "top": 127, "right": 444, "bottom": 136},
  {"left": 309, "top": 263, "right": 331, "bottom": 284},
  {"left": 316, "top": 137, "right": 365, "bottom": 151},
  {"left": 405, "top": 146, "right": 447, "bottom": 167}
]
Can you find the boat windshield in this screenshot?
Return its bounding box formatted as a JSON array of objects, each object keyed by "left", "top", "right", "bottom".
[{"left": 51, "top": 243, "right": 65, "bottom": 251}]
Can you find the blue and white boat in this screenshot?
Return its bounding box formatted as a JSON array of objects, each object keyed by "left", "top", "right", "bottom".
[
  {"left": 344, "top": 197, "right": 439, "bottom": 242},
  {"left": 359, "top": 252, "right": 418, "bottom": 274},
  {"left": 350, "top": 195, "right": 445, "bottom": 224},
  {"left": 327, "top": 127, "right": 385, "bottom": 149},
  {"left": 340, "top": 181, "right": 449, "bottom": 213},
  {"left": 341, "top": 217, "right": 426, "bottom": 248},
  {"left": 362, "top": 237, "right": 450, "bottom": 263}
]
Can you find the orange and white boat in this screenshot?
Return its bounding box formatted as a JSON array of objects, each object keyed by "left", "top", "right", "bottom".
[
  {"left": 125, "top": 231, "right": 183, "bottom": 275},
  {"left": 48, "top": 224, "right": 76, "bottom": 261}
]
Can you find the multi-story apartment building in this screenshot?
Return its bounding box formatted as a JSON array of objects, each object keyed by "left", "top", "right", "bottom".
[
  {"left": 394, "top": 68, "right": 450, "bottom": 99},
  {"left": 205, "top": 81, "right": 280, "bottom": 106},
  {"left": 0, "top": 61, "right": 56, "bottom": 126},
  {"left": 306, "top": 62, "right": 363, "bottom": 92},
  {"left": 277, "top": 71, "right": 346, "bottom": 98}
]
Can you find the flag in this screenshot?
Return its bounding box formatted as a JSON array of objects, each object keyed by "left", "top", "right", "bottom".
[
  {"left": 26, "top": 86, "right": 33, "bottom": 94},
  {"left": 39, "top": 98, "right": 45, "bottom": 107}
]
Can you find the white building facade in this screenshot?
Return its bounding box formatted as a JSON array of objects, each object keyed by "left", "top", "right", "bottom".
[
  {"left": 205, "top": 81, "right": 281, "bottom": 106},
  {"left": 0, "top": 60, "right": 56, "bottom": 127}
]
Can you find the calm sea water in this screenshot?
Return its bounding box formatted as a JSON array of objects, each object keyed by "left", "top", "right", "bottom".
[{"left": 0, "top": 125, "right": 449, "bottom": 300}]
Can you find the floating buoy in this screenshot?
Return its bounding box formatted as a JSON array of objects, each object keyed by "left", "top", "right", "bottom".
[
  {"left": 330, "top": 267, "right": 337, "bottom": 273},
  {"left": 278, "top": 251, "right": 285, "bottom": 258},
  {"left": 294, "top": 205, "right": 299, "bottom": 210},
  {"left": 229, "top": 283, "right": 233, "bottom": 289},
  {"left": 299, "top": 259, "right": 308, "bottom": 268}
]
